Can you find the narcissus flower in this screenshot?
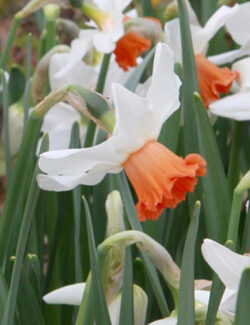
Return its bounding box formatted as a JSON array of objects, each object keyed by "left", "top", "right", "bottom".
[
  {"left": 37, "top": 43, "right": 206, "bottom": 221},
  {"left": 164, "top": 3, "right": 239, "bottom": 107},
  {"left": 209, "top": 57, "right": 250, "bottom": 120}
]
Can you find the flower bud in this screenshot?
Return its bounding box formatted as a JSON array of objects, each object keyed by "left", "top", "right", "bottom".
[
  {"left": 99, "top": 230, "right": 180, "bottom": 290},
  {"left": 2, "top": 101, "right": 24, "bottom": 157},
  {"left": 17, "top": 0, "right": 68, "bottom": 20},
  {"left": 124, "top": 17, "right": 164, "bottom": 44},
  {"left": 164, "top": 0, "right": 178, "bottom": 22},
  {"left": 108, "top": 285, "right": 148, "bottom": 325},
  {"left": 32, "top": 45, "right": 70, "bottom": 104},
  {"left": 103, "top": 191, "right": 125, "bottom": 303},
  {"left": 236, "top": 170, "right": 250, "bottom": 193},
  {"left": 43, "top": 4, "right": 60, "bottom": 20}
]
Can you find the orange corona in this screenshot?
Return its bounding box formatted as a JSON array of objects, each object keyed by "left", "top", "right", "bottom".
[
  {"left": 123, "top": 140, "right": 206, "bottom": 221},
  {"left": 114, "top": 32, "right": 151, "bottom": 71},
  {"left": 195, "top": 54, "right": 239, "bottom": 108}
]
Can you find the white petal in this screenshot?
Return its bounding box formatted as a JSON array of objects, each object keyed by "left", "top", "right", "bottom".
[
  {"left": 43, "top": 283, "right": 85, "bottom": 305},
  {"left": 53, "top": 34, "right": 94, "bottom": 79},
  {"left": 208, "top": 40, "right": 250, "bottom": 65},
  {"left": 93, "top": 0, "right": 132, "bottom": 12},
  {"left": 184, "top": 0, "right": 199, "bottom": 26},
  {"left": 232, "top": 57, "right": 250, "bottom": 89},
  {"left": 195, "top": 290, "right": 210, "bottom": 306},
  {"left": 201, "top": 239, "right": 250, "bottom": 289},
  {"left": 149, "top": 316, "right": 177, "bottom": 325},
  {"left": 147, "top": 43, "right": 181, "bottom": 129},
  {"left": 112, "top": 83, "right": 156, "bottom": 151},
  {"left": 220, "top": 288, "right": 237, "bottom": 314},
  {"left": 93, "top": 32, "right": 116, "bottom": 53},
  {"left": 226, "top": 2, "right": 250, "bottom": 46},
  {"left": 198, "top": 5, "right": 239, "bottom": 52},
  {"left": 49, "top": 53, "right": 98, "bottom": 90},
  {"left": 38, "top": 135, "right": 126, "bottom": 177},
  {"left": 164, "top": 19, "right": 183, "bottom": 62},
  {"left": 103, "top": 57, "right": 136, "bottom": 99},
  {"left": 209, "top": 90, "right": 250, "bottom": 121},
  {"left": 37, "top": 170, "right": 114, "bottom": 191}
]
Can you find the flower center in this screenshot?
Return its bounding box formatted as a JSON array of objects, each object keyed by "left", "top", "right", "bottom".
[
  {"left": 195, "top": 54, "right": 239, "bottom": 108},
  {"left": 123, "top": 140, "right": 206, "bottom": 221}
]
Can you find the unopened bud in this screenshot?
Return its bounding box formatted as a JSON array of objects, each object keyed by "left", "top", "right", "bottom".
[
  {"left": 43, "top": 4, "right": 60, "bottom": 20},
  {"left": 17, "top": 0, "right": 68, "bottom": 20},
  {"left": 2, "top": 101, "right": 24, "bottom": 157},
  {"left": 108, "top": 285, "right": 148, "bottom": 325},
  {"left": 124, "top": 18, "right": 164, "bottom": 44},
  {"left": 56, "top": 18, "right": 80, "bottom": 40},
  {"left": 32, "top": 45, "right": 70, "bottom": 104},
  {"left": 105, "top": 191, "right": 125, "bottom": 237},
  {"left": 99, "top": 230, "right": 180, "bottom": 290},
  {"left": 236, "top": 170, "right": 250, "bottom": 193},
  {"left": 103, "top": 191, "right": 125, "bottom": 303},
  {"left": 164, "top": 0, "right": 178, "bottom": 22}
]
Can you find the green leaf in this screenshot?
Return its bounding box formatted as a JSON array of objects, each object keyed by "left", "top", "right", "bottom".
[
  {"left": 177, "top": 201, "right": 200, "bottom": 325},
  {"left": 119, "top": 248, "right": 134, "bottom": 325},
  {"left": 81, "top": 197, "right": 111, "bottom": 325},
  {"left": 205, "top": 274, "right": 225, "bottom": 325},
  {"left": 17, "top": 266, "right": 45, "bottom": 325},
  {"left": 1, "top": 135, "right": 49, "bottom": 325},
  {"left": 0, "top": 271, "right": 8, "bottom": 321},
  {"left": 70, "top": 123, "right": 83, "bottom": 282},
  {"left": 8, "top": 66, "right": 25, "bottom": 104},
  {"left": 194, "top": 94, "right": 231, "bottom": 242},
  {"left": 234, "top": 268, "right": 250, "bottom": 325},
  {"left": 0, "top": 115, "right": 43, "bottom": 270}
]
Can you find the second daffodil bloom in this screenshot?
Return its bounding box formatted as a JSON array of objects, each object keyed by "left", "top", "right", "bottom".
[
  {"left": 37, "top": 43, "right": 206, "bottom": 221},
  {"left": 164, "top": 2, "right": 239, "bottom": 108}
]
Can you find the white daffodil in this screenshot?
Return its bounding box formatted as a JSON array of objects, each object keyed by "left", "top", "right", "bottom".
[
  {"left": 201, "top": 238, "right": 250, "bottom": 314},
  {"left": 43, "top": 283, "right": 147, "bottom": 325},
  {"left": 37, "top": 43, "right": 207, "bottom": 221},
  {"left": 55, "top": 0, "right": 132, "bottom": 78},
  {"left": 164, "top": 3, "right": 239, "bottom": 108},
  {"left": 209, "top": 2, "right": 250, "bottom": 65},
  {"left": 209, "top": 57, "right": 250, "bottom": 121}
]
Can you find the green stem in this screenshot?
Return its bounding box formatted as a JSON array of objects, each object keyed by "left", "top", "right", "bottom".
[
  {"left": 84, "top": 53, "right": 111, "bottom": 148},
  {"left": 46, "top": 20, "right": 57, "bottom": 52},
  {"left": 227, "top": 121, "right": 243, "bottom": 195},
  {"left": 227, "top": 190, "right": 243, "bottom": 250},
  {"left": 0, "top": 15, "right": 21, "bottom": 69},
  {"left": 1, "top": 136, "right": 48, "bottom": 325},
  {"left": 2, "top": 73, "right": 12, "bottom": 187}
]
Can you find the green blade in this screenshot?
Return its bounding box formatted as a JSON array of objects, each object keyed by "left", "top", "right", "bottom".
[
  {"left": 177, "top": 201, "right": 200, "bottom": 325},
  {"left": 234, "top": 268, "right": 250, "bottom": 325}
]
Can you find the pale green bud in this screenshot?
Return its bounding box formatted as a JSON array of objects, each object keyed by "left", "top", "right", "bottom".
[
  {"left": 2, "top": 101, "right": 24, "bottom": 157},
  {"left": 236, "top": 170, "right": 250, "bottom": 193},
  {"left": 105, "top": 191, "right": 125, "bottom": 237},
  {"left": 17, "top": 0, "right": 68, "bottom": 20},
  {"left": 32, "top": 45, "right": 70, "bottom": 104},
  {"left": 99, "top": 230, "right": 180, "bottom": 290},
  {"left": 108, "top": 285, "right": 148, "bottom": 325},
  {"left": 164, "top": 0, "right": 178, "bottom": 22},
  {"left": 43, "top": 4, "right": 60, "bottom": 20}
]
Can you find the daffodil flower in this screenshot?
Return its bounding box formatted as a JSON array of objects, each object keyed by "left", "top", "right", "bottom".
[
  {"left": 201, "top": 238, "right": 250, "bottom": 314},
  {"left": 164, "top": 3, "right": 239, "bottom": 107},
  {"left": 209, "top": 57, "right": 250, "bottom": 121},
  {"left": 37, "top": 43, "right": 206, "bottom": 221}
]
